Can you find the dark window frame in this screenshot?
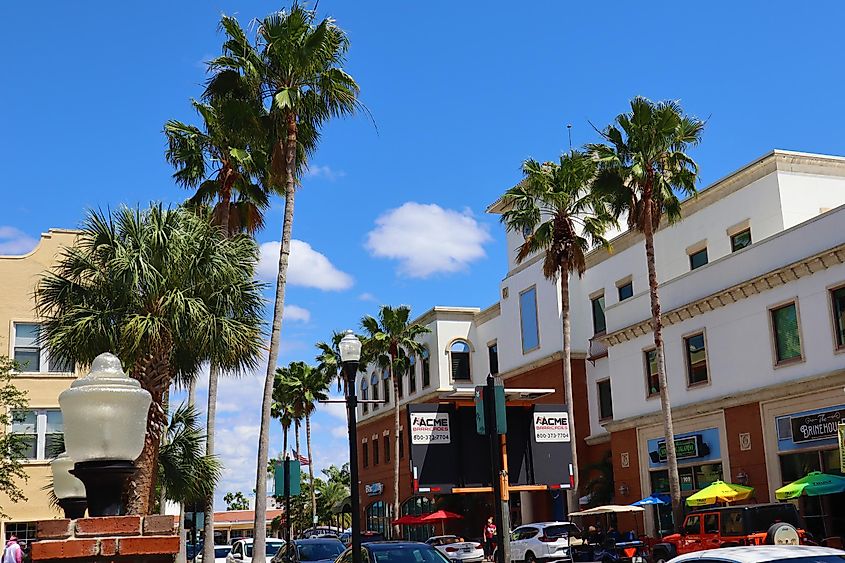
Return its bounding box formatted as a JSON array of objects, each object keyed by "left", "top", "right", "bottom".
[
  {"left": 830, "top": 285, "right": 845, "bottom": 350},
  {"left": 362, "top": 442, "right": 369, "bottom": 468},
  {"left": 597, "top": 379, "right": 613, "bottom": 421},
  {"left": 591, "top": 294, "right": 606, "bottom": 335},
  {"left": 689, "top": 247, "right": 709, "bottom": 270},
  {"left": 449, "top": 340, "right": 471, "bottom": 381},
  {"left": 421, "top": 348, "right": 431, "bottom": 388},
  {"left": 519, "top": 286, "right": 541, "bottom": 353},
  {"left": 373, "top": 437, "right": 379, "bottom": 465},
  {"left": 618, "top": 281, "right": 634, "bottom": 301},
  {"left": 770, "top": 301, "right": 803, "bottom": 365},
  {"left": 684, "top": 332, "right": 709, "bottom": 386},
  {"left": 644, "top": 349, "right": 660, "bottom": 398},
  {"left": 730, "top": 228, "right": 752, "bottom": 252},
  {"left": 488, "top": 343, "right": 499, "bottom": 375}
]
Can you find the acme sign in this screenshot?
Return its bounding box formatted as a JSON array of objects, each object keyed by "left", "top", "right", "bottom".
[
  {"left": 791, "top": 409, "right": 845, "bottom": 443},
  {"left": 533, "top": 412, "right": 570, "bottom": 443},
  {"left": 410, "top": 413, "right": 451, "bottom": 445}
]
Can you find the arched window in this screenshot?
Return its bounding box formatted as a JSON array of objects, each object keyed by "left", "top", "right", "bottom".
[
  {"left": 449, "top": 340, "right": 471, "bottom": 381},
  {"left": 365, "top": 500, "right": 393, "bottom": 538},
  {"left": 382, "top": 368, "right": 391, "bottom": 405},
  {"left": 371, "top": 372, "right": 380, "bottom": 409},
  {"left": 421, "top": 348, "right": 431, "bottom": 388},
  {"left": 408, "top": 355, "right": 417, "bottom": 394},
  {"left": 400, "top": 496, "right": 435, "bottom": 541},
  {"left": 361, "top": 377, "right": 369, "bottom": 414}
]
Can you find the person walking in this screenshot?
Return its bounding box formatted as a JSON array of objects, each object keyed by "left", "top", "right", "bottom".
[
  {"left": 483, "top": 517, "right": 497, "bottom": 562},
  {"left": 2, "top": 536, "right": 23, "bottom": 563}
]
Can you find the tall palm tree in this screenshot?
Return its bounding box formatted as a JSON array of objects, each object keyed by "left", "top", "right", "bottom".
[
  {"left": 588, "top": 97, "right": 704, "bottom": 527},
  {"left": 165, "top": 94, "right": 270, "bottom": 563},
  {"left": 282, "top": 361, "right": 331, "bottom": 527},
  {"left": 316, "top": 331, "right": 349, "bottom": 394},
  {"left": 272, "top": 366, "right": 298, "bottom": 458},
  {"left": 206, "top": 10, "right": 362, "bottom": 557},
  {"left": 500, "top": 150, "right": 614, "bottom": 513},
  {"left": 361, "top": 306, "right": 430, "bottom": 537},
  {"left": 36, "top": 205, "right": 264, "bottom": 514}
]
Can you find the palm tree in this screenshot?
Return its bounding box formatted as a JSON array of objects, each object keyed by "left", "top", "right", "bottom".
[
  {"left": 272, "top": 366, "right": 299, "bottom": 458},
  {"left": 36, "top": 205, "right": 264, "bottom": 514},
  {"left": 206, "top": 9, "right": 362, "bottom": 556},
  {"left": 316, "top": 331, "right": 350, "bottom": 394},
  {"left": 361, "top": 306, "right": 430, "bottom": 537},
  {"left": 281, "top": 361, "right": 331, "bottom": 527},
  {"left": 165, "top": 94, "right": 270, "bottom": 563},
  {"left": 588, "top": 96, "right": 704, "bottom": 527},
  {"left": 500, "top": 150, "right": 614, "bottom": 513}
]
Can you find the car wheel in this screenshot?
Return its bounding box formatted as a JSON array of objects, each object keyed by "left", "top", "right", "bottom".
[
  {"left": 652, "top": 548, "right": 670, "bottom": 563},
  {"left": 525, "top": 552, "right": 536, "bottom": 563},
  {"left": 766, "top": 522, "right": 800, "bottom": 545}
]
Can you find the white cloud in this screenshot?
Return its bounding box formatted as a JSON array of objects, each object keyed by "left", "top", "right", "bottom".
[
  {"left": 257, "top": 239, "right": 353, "bottom": 291},
  {"left": 365, "top": 202, "right": 491, "bottom": 278},
  {"left": 331, "top": 426, "right": 348, "bottom": 439},
  {"left": 304, "top": 165, "right": 346, "bottom": 181},
  {"left": 285, "top": 305, "right": 311, "bottom": 323},
  {"left": 0, "top": 226, "right": 38, "bottom": 255},
  {"left": 358, "top": 292, "right": 378, "bottom": 302}
]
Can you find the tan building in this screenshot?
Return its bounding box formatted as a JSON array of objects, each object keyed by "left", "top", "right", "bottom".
[{"left": 0, "top": 229, "right": 79, "bottom": 543}]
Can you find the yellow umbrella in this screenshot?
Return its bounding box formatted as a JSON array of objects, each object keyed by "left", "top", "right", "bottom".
[{"left": 685, "top": 481, "right": 754, "bottom": 507}]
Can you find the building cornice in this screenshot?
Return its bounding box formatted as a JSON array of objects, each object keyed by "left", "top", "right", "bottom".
[
  {"left": 475, "top": 302, "right": 501, "bottom": 325},
  {"left": 602, "top": 367, "right": 845, "bottom": 433},
  {"left": 602, "top": 242, "right": 845, "bottom": 346},
  {"left": 413, "top": 306, "right": 481, "bottom": 327}
]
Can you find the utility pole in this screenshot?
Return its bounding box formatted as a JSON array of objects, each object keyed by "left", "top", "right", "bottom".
[
  {"left": 284, "top": 454, "right": 292, "bottom": 547},
  {"left": 484, "top": 375, "right": 511, "bottom": 563}
]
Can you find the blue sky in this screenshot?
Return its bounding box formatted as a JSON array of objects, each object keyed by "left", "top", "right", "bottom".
[{"left": 3, "top": 1, "right": 845, "bottom": 508}]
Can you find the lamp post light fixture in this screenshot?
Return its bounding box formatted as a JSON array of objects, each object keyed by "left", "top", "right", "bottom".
[
  {"left": 59, "top": 352, "right": 152, "bottom": 517},
  {"left": 338, "top": 331, "right": 363, "bottom": 563},
  {"left": 50, "top": 452, "right": 87, "bottom": 519}
]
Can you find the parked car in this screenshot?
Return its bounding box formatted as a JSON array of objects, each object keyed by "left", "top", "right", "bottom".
[
  {"left": 187, "top": 543, "right": 204, "bottom": 560},
  {"left": 197, "top": 545, "right": 233, "bottom": 563},
  {"left": 361, "top": 531, "right": 387, "bottom": 543},
  {"left": 339, "top": 532, "right": 352, "bottom": 546},
  {"left": 671, "top": 545, "right": 845, "bottom": 563},
  {"left": 336, "top": 541, "right": 451, "bottom": 563},
  {"left": 270, "top": 538, "right": 345, "bottom": 563},
  {"left": 510, "top": 522, "right": 580, "bottom": 563},
  {"left": 226, "top": 538, "right": 286, "bottom": 563},
  {"left": 652, "top": 503, "right": 808, "bottom": 563},
  {"left": 426, "top": 535, "right": 484, "bottom": 563}
]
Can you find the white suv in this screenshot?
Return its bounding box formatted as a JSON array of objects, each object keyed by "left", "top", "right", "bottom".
[{"left": 509, "top": 522, "right": 579, "bottom": 563}]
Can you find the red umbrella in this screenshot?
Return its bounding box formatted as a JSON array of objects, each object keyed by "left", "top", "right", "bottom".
[
  {"left": 392, "top": 514, "right": 423, "bottom": 526},
  {"left": 419, "top": 510, "right": 464, "bottom": 534}
]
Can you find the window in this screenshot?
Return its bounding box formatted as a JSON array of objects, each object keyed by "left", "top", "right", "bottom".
[
  {"left": 519, "top": 287, "right": 540, "bottom": 353},
  {"left": 382, "top": 369, "right": 390, "bottom": 405},
  {"left": 421, "top": 348, "right": 431, "bottom": 388},
  {"left": 831, "top": 286, "right": 845, "bottom": 349},
  {"left": 591, "top": 294, "right": 606, "bottom": 334},
  {"left": 362, "top": 442, "right": 369, "bottom": 468},
  {"left": 618, "top": 281, "right": 633, "bottom": 301},
  {"left": 371, "top": 373, "right": 379, "bottom": 410},
  {"left": 597, "top": 380, "right": 613, "bottom": 420},
  {"left": 689, "top": 248, "right": 708, "bottom": 270},
  {"left": 11, "top": 409, "right": 63, "bottom": 460},
  {"left": 361, "top": 379, "right": 369, "bottom": 414},
  {"left": 408, "top": 356, "right": 417, "bottom": 394},
  {"left": 730, "top": 229, "right": 752, "bottom": 252},
  {"left": 373, "top": 437, "right": 379, "bottom": 465},
  {"left": 685, "top": 333, "right": 708, "bottom": 385},
  {"left": 384, "top": 434, "right": 390, "bottom": 463},
  {"left": 449, "top": 341, "right": 471, "bottom": 381},
  {"left": 13, "top": 323, "right": 40, "bottom": 371},
  {"left": 703, "top": 514, "right": 719, "bottom": 534},
  {"left": 488, "top": 343, "right": 499, "bottom": 375},
  {"left": 645, "top": 349, "right": 659, "bottom": 397},
  {"left": 683, "top": 515, "right": 701, "bottom": 535},
  {"left": 771, "top": 302, "right": 802, "bottom": 363},
  {"left": 12, "top": 322, "right": 73, "bottom": 373},
  {"left": 399, "top": 431, "right": 404, "bottom": 459},
  {"left": 4, "top": 522, "right": 36, "bottom": 543}
]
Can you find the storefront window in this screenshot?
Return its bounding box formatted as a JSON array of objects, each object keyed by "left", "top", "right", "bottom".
[
  {"left": 365, "top": 501, "right": 393, "bottom": 538},
  {"left": 780, "top": 451, "right": 822, "bottom": 484},
  {"left": 401, "top": 497, "right": 435, "bottom": 541},
  {"left": 694, "top": 463, "right": 723, "bottom": 489}
]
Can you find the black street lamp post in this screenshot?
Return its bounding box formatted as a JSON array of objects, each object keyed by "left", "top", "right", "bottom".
[{"left": 339, "top": 331, "right": 363, "bottom": 563}]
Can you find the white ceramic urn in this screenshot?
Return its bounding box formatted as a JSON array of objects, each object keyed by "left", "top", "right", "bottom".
[
  {"left": 58, "top": 352, "right": 152, "bottom": 463},
  {"left": 50, "top": 452, "right": 86, "bottom": 500}
]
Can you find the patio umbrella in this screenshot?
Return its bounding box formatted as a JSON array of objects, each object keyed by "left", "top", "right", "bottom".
[
  {"left": 686, "top": 481, "right": 754, "bottom": 507},
  {"left": 392, "top": 515, "right": 423, "bottom": 526},
  {"left": 631, "top": 494, "right": 670, "bottom": 506},
  {"left": 419, "top": 510, "right": 464, "bottom": 535},
  {"left": 775, "top": 471, "right": 845, "bottom": 500}
]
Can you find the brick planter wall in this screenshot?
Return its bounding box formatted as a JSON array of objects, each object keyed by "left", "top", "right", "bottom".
[{"left": 32, "top": 515, "right": 178, "bottom": 563}]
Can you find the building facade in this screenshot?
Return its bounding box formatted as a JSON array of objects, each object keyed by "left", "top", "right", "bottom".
[
  {"left": 354, "top": 150, "right": 845, "bottom": 539},
  {"left": 0, "top": 230, "right": 79, "bottom": 542}
]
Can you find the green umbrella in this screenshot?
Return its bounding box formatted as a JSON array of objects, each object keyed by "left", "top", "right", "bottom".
[{"left": 775, "top": 471, "right": 845, "bottom": 500}]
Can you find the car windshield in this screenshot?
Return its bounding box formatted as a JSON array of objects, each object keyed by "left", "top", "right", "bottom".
[
  {"left": 543, "top": 526, "right": 572, "bottom": 539},
  {"left": 439, "top": 537, "right": 461, "bottom": 545},
  {"left": 215, "top": 548, "right": 231, "bottom": 557},
  {"left": 370, "top": 546, "right": 450, "bottom": 563},
  {"left": 745, "top": 505, "right": 801, "bottom": 533},
  {"left": 245, "top": 542, "right": 285, "bottom": 557},
  {"left": 298, "top": 543, "right": 345, "bottom": 561}
]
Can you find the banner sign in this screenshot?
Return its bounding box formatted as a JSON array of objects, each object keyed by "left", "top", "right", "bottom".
[
  {"left": 533, "top": 412, "right": 571, "bottom": 443},
  {"left": 656, "top": 436, "right": 700, "bottom": 462},
  {"left": 791, "top": 409, "right": 845, "bottom": 443},
  {"left": 410, "top": 412, "right": 452, "bottom": 445}
]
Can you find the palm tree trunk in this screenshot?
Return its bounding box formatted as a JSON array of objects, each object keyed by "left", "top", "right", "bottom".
[
  {"left": 188, "top": 379, "right": 196, "bottom": 407},
  {"left": 643, "top": 221, "right": 682, "bottom": 529},
  {"left": 253, "top": 111, "right": 299, "bottom": 563},
  {"left": 306, "top": 414, "right": 317, "bottom": 528},
  {"left": 176, "top": 502, "right": 187, "bottom": 563},
  {"left": 390, "top": 357, "right": 401, "bottom": 539},
  {"left": 559, "top": 268, "right": 580, "bottom": 516},
  {"left": 130, "top": 388, "right": 166, "bottom": 515},
  {"left": 202, "top": 363, "right": 220, "bottom": 563}
]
